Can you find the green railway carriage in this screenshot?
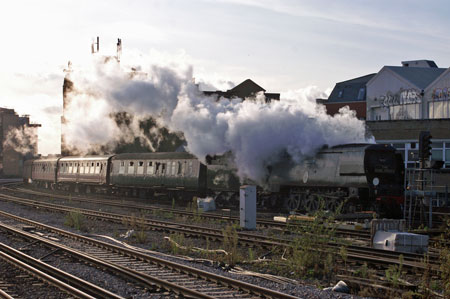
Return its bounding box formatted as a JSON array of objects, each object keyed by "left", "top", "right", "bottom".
[
  {"left": 57, "top": 155, "right": 114, "bottom": 192},
  {"left": 110, "top": 152, "right": 207, "bottom": 195}
]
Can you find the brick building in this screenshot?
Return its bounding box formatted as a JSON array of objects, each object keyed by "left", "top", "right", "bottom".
[
  {"left": 318, "top": 74, "right": 375, "bottom": 120},
  {"left": 0, "top": 108, "right": 40, "bottom": 176}
]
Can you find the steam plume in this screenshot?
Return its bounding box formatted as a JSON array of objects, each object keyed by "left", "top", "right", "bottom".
[
  {"left": 3, "top": 126, "right": 37, "bottom": 155},
  {"left": 62, "top": 53, "right": 371, "bottom": 183}
]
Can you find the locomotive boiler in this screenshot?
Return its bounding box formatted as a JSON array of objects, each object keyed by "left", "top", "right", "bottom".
[{"left": 261, "top": 143, "right": 404, "bottom": 216}]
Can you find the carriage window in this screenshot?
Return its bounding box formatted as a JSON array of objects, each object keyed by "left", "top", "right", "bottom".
[
  {"left": 188, "top": 161, "right": 193, "bottom": 175},
  {"left": 90, "top": 162, "right": 95, "bottom": 174},
  {"left": 177, "top": 162, "right": 182, "bottom": 174},
  {"left": 147, "top": 161, "right": 154, "bottom": 174},
  {"left": 155, "top": 162, "right": 160, "bottom": 174},
  {"left": 172, "top": 161, "right": 176, "bottom": 176},
  {"left": 161, "top": 163, "right": 166, "bottom": 174},
  {"left": 127, "top": 161, "right": 134, "bottom": 174},
  {"left": 80, "top": 163, "right": 85, "bottom": 174},
  {"left": 137, "top": 161, "right": 144, "bottom": 175},
  {"left": 68, "top": 163, "right": 72, "bottom": 174},
  {"left": 167, "top": 162, "right": 171, "bottom": 175},
  {"left": 119, "top": 161, "right": 125, "bottom": 174},
  {"left": 95, "top": 162, "right": 100, "bottom": 174}
]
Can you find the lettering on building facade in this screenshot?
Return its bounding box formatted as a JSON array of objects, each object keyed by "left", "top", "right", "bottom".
[
  {"left": 379, "top": 89, "right": 421, "bottom": 107},
  {"left": 432, "top": 87, "right": 450, "bottom": 101}
]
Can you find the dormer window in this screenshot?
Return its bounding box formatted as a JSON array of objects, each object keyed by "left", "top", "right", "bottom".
[{"left": 357, "top": 87, "right": 365, "bottom": 100}]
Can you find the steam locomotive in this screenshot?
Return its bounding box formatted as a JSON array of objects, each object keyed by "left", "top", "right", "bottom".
[{"left": 23, "top": 143, "right": 404, "bottom": 216}]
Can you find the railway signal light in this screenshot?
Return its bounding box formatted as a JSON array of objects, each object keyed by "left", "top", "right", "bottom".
[{"left": 419, "top": 131, "right": 432, "bottom": 160}]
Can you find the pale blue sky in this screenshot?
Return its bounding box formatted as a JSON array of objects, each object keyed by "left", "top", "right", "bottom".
[{"left": 1, "top": 0, "right": 449, "bottom": 154}]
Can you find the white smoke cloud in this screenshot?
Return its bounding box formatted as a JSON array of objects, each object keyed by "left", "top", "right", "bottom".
[
  {"left": 3, "top": 126, "right": 37, "bottom": 155},
  {"left": 171, "top": 88, "right": 370, "bottom": 182},
  {"left": 63, "top": 52, "right": 371, "bottom": 183}
]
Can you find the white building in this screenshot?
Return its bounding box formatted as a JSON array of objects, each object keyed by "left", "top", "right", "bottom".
[{"left": 365, "top": 60, "right": 450, "bottom": 168}]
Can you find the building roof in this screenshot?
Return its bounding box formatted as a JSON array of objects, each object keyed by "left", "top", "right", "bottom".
[
  {"left": 327, "top": 73, "right": 376, "bottom": 103},
  {"left": 385, "top": 66, "right": 446, "bottom": 89},
  {"left": 401, "top": 60, "right": 438, "bottom": 68},
  {"left": 203, "top": 79, "right": 280, "bottom": 102}
]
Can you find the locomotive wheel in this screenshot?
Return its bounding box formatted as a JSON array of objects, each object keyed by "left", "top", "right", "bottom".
[
  {"left": 284, "top": 194, "right": 302, "bottom": 212},
  {"left": 304, "top": 195, "right": 319, "bottom": 213},
  {"left": 214, "top": 193, "right": 227, "bottom": 208},
  {"left": 326, "top": 199, "right": 339, "bottom": 212}
]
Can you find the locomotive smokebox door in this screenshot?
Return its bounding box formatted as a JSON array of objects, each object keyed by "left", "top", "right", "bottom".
[{"left": 240, "top": 185, "right": 256, "bottom": 230}]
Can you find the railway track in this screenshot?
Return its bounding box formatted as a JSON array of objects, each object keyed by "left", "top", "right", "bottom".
[
  {"left": 0, "top": 240, "right": 121, "bottom": 299},
  {"left": 0, "top": 191, "right": 441, "bottom": 272},
  {"left": 8, "top": 185, "right": 372, "bottom": 240},
  {"left": 15, "top": 185, "right": 449, "bottom": 248},
  {"left": 0, "top": 210, "right": 299, "bottom": 298}
]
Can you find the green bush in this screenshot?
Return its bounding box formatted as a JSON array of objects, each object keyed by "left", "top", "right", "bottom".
[{"left": 64, "top": 210, "right": 87, "bottom": 232}]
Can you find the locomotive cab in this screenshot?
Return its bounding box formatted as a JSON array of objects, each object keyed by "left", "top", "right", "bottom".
[{"left": 364, "top": 144, "right": 404, "bottom": 217}]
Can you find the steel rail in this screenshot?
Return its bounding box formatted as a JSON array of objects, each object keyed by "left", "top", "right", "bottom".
[
  {"left": 0, "top": 193, "right": 440, "bottom": 271},
  {"left": 0, "top": 210, "right": 299, "bottom": 299},
  {"left": 0, "top": 243, "right": 101, "bottom": 299},
  {"left": 11, "top": 186, "right": 371, "bottom": 239},
  {"left": 0, "top": 288, "right": 14, "bottom": 299},
  {"left": 0, "top": 193, "right": 287, "bottom": 247},
  {"left": 0, "top": 222, "right": 227, "bottom": 299}
]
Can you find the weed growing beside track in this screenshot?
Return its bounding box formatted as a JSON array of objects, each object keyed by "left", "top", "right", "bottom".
[
  {"left": 64, "top": 210, "right": 88, "bottom": 232},
  {"left": 439, "top": 218, "right": 450, "bottom": 297},
  {"left": 222, "top": 224, "right": 241, "bottom": 266},
  {"left": 284, "top": 202, "right": 346, "bottom": 281}
]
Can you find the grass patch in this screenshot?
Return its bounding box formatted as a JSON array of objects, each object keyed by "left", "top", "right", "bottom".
[
  {"left": 284, "top": 199, "right": 346, "bottom": 280},
  {"left": 121, "top": 213, "right": 148, "bottom": 244},
  {"left": 64, "top": 210, "right": 88, "bottom": 232},
  {"left": 222, "top": 224, "right": 241, "bottom": 266},
  {"left": 385, "top": 254, "right": 404, "bottom": 288}
]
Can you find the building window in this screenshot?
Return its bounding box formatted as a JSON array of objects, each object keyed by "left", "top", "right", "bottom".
[
  {"left": 389, "top": 103, "right": 420, "bottom": 120},
  {"left": 338, "top": 90, "right": 343, "bottom": 98},
  {"left": 357, "top": 87, "right": 365, "bottom": 100},
  {"left": 428, "top": 100, "right": 450, "bottom": 119}
]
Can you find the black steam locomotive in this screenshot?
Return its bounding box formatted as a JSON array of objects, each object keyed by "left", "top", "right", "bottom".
[{"left": 23, "top": 143, "right": 404, "bottom": 216}]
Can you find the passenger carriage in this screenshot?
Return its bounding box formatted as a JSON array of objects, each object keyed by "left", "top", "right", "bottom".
[
  {"left": 57, "top": 155, "right": 113, "bottom": 192},
  {"left": 110, "top": 152, "right": 207, "bottom": 198},
  {"left": 30, "top": 156, "right": 60, "bottom": 188}
]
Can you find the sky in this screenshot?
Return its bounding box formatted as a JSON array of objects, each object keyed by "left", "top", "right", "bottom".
[{"left": 1, "top": 0, "right": 450, "bottom": 155}]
